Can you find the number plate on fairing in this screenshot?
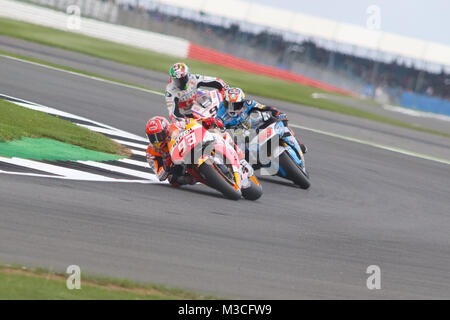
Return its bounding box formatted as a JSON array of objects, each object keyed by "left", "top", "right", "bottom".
[{"left": 170, "top": 124, "right": 205, "bottom": 163}]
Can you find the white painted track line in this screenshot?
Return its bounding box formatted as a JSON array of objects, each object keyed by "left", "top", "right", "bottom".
[
  {"left": 290, "top": 124, "right": 450, "bottom": 165},
  {"left": 77, "top": 160, "right": 160, "bottom": 182},
  {"left": 112, "top": 139, "right": 148, "bottom": 150},
  {"left": 118, "top": 158, "right": 150, "bottom": 168},
  {"left": 77, "top": 124, "right": 147, "bottom": 142},
  {"left": 131, "top": 149, "right": 147, "bottom": 157},
  {"left": 0, "top": 157, "right": 113, "bottom": 181},
  {"left": 0, "top": 169, "right": 160, "bottom": 183},
  {"left": 383, "top": 104, "right": 450, "bottom": 122},
  {"left": 0, "top": 55, "right": 165, "bottom": 97}
]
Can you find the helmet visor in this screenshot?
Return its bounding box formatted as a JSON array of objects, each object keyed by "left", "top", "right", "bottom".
[
  {"left": 147, "top": 131, "right": 168, "bottom": 144},
  {"left": 173, "top": 75, "right": 189, "bottom": 90},
  {"left": 224, "top": 100, "right": 244, "bottom": 114}
]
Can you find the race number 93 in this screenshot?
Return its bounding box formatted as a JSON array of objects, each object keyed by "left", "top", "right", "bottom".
[{"left": 178, "top": 132, "right": 196, "bottom": 156}]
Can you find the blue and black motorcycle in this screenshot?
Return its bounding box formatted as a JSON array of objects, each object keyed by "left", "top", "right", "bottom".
[{"left": 233, "top": 110, "right": 311, "bottom": 189}]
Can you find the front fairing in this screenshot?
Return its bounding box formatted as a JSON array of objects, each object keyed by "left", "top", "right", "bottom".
[
  {"left": 169, "top": 121, "right": 207, "bottom": 165},
  {"left": 191, "top": 89, "right": 221, "bottom": 119},
  {"left": 236, "top": 119, "right": 305, "bottom": 168}
]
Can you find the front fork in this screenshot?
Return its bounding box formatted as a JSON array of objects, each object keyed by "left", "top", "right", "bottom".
[
  {"left": 220, "top": 131, "right": 253, "bottom": 188},
  {"left": 281, "top": 128, "right": 305, "bottom": 165},
  {"left": 222, "top": 131, "right": 245, "bottom": 161},
  {"left": 239, "top": 158, "right": 254, "bottom": 189}
]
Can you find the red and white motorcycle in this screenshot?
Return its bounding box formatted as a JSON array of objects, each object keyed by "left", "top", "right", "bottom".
[{"left": 169, "top": 91, "right": 262, "bottom": 200}]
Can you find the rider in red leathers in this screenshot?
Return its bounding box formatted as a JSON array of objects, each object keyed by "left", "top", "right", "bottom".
[
  {"left": 146, "top": 116, "right": 192, "bottom": 186},
  {"left": 145, "top": 116, "right": 224, "bottom": 186}
]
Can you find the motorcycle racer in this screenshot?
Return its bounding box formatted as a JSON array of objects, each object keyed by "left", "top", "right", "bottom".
[
  {"left": 165, "top": 62, "right": 228, "bottom": 120},
  {"left": 216, "top": 88, "right": 307, "bottom": 154},
  {"left": 145, "top": 116, "right": 225, "bottom": 186},
  {"left": 145, "top": 116, "right": 195, "bottom": 186}
]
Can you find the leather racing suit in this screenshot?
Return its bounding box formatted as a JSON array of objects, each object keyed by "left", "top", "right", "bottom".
[{"left": 165, "top": 74, "right": 228, "bottom": 121}]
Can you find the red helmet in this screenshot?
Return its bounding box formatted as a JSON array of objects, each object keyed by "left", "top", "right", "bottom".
[{"left": 146, "top": 116, "right": 170, "bottom": 149}]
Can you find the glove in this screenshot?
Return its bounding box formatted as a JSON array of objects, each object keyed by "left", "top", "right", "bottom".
[
  {"left": 276, "top": 113, "right": 288, "bottom": 126},
  {"left": 163, "top": 156, "right": 173, "bottom": 171},
  {"left": 168, "top": 164, "right": 185, "bottom": 184},
  {"left": 215, "top": 118, "right": 224, "bottom": 128},
  {"left": 203, "top": 117, "right": 223, "bottom": 129},
  {"left": 276, "top": 112, "right": 288, "bottom": 122}
]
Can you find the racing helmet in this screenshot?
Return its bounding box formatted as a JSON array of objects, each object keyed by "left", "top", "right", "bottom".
[
  {"left": 170, "top": 62, "right": 190, "bottom": 90},
  {"left": 146, "top": 116, "right": 170, "bottom": 149},
  {"left": 224, "top": 88, "right": 246, "bottom": 116}
]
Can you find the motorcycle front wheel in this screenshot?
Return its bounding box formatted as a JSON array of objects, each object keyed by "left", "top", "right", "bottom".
[
  {"left": 278, "top": 151, "right": 311, "bottom": 189},
  {"left": 241, "top": 176, "right": 263, "bottom": 200},
  {"left": 198, "top": 161, "right": 242, "bottom": 200}
]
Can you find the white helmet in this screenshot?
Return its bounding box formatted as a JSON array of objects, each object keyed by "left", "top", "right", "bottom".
[{"left": 224, "top": 87, "right": 246, "bottom": 116}]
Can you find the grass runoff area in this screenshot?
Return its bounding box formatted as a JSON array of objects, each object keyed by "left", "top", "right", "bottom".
[
  {"left": 1, "top": 17, "right": 449, "bottom": 139},
  {"left": 0, "top": 264, "right": 213, "bottom": 300},
  {"left": 0, "top": 99, "right": 128, "bottom": 159}
]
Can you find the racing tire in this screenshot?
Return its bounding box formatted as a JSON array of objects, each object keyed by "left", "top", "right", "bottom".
[
  {"left": 278, "top": 151, "right": 311, "bottom": 189},
  {"left": 241, "top": 176, "right": 263, "bottom": 201},
  {"left": 198, "top": 162, "right": 242, "bottom": 200}
]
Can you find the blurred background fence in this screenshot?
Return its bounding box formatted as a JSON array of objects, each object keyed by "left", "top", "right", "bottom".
[{"left": 22, "top": 0, "right": 450, "bottom": 112}]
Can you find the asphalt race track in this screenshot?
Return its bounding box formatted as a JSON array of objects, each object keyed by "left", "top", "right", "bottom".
[{"left": 1, "top": 50, "right": 450, "bottom": 299}]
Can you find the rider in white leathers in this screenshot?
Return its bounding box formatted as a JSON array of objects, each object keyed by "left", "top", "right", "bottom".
[{"left": 165, "top": 62, "right": 228, "bottom": 121}]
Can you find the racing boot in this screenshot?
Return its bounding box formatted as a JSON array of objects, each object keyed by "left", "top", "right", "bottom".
[
  {"left": 300, "top": 143, "right": 307, "bottom": 154},
  {"left": 169, "top": 164, "right": 197, "bottom": 186},
  {"left": 176, "top": 174, "right": 197, "bottom": 185}
]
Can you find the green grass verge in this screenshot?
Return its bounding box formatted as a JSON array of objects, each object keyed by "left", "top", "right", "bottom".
[
  {"left": 0, "top": 99, "right": 128, "bottom": 155},
  {"left": 1, "top": 17, "right": 449, "bottom": 138},
  {"left": 0, "top": 137, "right": 123, "bottom": 161},
  {"left": 0, "top": 264, "right": 216, "bottom": 300}
]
